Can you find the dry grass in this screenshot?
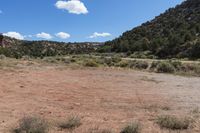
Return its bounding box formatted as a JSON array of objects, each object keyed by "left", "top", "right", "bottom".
[
  {"left": 120, "top": 122, "right": 141, "bottom": 133},
  {"left": 13, "top": 116, "right": 48, "bottom": 133},
  {"left": 59, "top": 115, "right": 82, "bottom": 130},
  {"left": 156, "top": 115, "right": 190, "bottom": 130}
]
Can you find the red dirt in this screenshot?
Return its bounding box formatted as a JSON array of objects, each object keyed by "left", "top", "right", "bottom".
[{"left": 0, "top": 65, "right": 200, "bottom": 132}]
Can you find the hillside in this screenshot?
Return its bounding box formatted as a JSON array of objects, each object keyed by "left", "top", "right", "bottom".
[
  {"left": 0, "top": 35, "right": 99, "bottom": 58},
  {"left": 105, "top": 0, "right": 200, "bottom": 59}
]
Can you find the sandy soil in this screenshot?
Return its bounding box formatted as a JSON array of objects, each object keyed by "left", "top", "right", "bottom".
[{"left": 0, "top": 63, "right": 200, "bottom": 133}]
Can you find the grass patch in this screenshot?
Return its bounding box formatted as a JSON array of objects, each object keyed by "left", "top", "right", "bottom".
[
  {"left": 59, "top": 115, "right": 82, "bottom": 130},
  {"left": 120, "top": 122, "right": 141, "bottom": 133},
  {"left": 13, "top": 116, "right": 48, "bottom": 133},
  {"left": 156, "top": 115, "right": 190, "bottom": 130}
]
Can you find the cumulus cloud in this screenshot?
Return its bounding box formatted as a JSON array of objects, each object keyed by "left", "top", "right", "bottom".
[
  {"left": 36, "top": 32, "right": 53, "bottom": 39},
  {"left": 55, "top": 0, "right": 88, "bottom": 15},
  {"left": 3, "top": 32, "right": 24, "bottom": 40},
  {"left": 55, "top": 32, "right": 70, "bottom": 39},
  {"left": 89, "top": 32, "right": 111, "bottom": 38}
]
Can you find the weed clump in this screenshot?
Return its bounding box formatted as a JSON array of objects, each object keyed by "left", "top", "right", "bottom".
[
  {"left": 120, "top": 122, "right": 141, "bottom": 133},
  {"left": 13, "top": 116, "right": 48, "bottom": 133},
  {"left": 59, "top": 115, "right": 82, "bottom": 130},
  {"left": 156, "top": 115, "right": 190, "bottom": 130}
]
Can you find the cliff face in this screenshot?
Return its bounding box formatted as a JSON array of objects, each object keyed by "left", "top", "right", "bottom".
[{"left": 105, "top": 0, "right": 200, "bottom": 58}]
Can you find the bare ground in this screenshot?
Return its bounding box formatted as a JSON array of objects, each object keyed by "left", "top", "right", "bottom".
[{"left": 0, "top": 61, "right": 200, "bottom": 133}]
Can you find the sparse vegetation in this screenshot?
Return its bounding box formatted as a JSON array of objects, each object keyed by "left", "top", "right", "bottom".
[
  {"left": 120, "top": 122, "right": 141, "bottom": 133},
  {"left": 13, "top": 116, "right": 48, "bottom": 133},
  {"left": 156, "top": 115, "right": 190, "bottom": 130},
  {"left": 59, "top": 115, "right": 82, "bottom": 130}
]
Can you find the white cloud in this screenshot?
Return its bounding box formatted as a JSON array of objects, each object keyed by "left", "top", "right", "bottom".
[
  {"left": 36, "top": 32, "right": 53, "bottom": 39},
  {"left": 27, "top": 35, "right": 33, "bottom": 38},
  {"left": 55, "top": 32, "right": 70, "bottom": 39},
  {"left": 55, "top": 0, "right": 88, "bottom": 15},
  {"left": 89, "top": 32, "right": 111, "bottom": 38},
  {"left": 3, "top": 32, "right": 24, "bottom": 40}
]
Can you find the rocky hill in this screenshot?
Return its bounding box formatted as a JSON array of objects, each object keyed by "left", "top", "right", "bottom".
[
  {"left": 105, "top": 0, "right": 200, "bottom": 59},
  {"left": 0, "top": 34, "right": 99, "bottom": 58}
]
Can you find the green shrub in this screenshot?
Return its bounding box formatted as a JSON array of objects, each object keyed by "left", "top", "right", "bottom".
[
  {"left": 170, "top": 61, "right": 182, "bottom": 69},
  {"left": 134, "top": 61, "right": 149, "bottom": 69},
  {"left": 59, "top": 116, "right": 82, "bottom": 130},
  {"left": 103, "top": 58, "right": 114, "bottom": 66},
  {"left": 117, "top": 60, "right": 129, "bottom": 67},
  {"left": 130, "top": 60, "right": 149, "bottom": 70},
  {"left": 156, "top": 61, "right": 175, "bottom": 73},
  {"left": 111, "top": 56, "right": 122, "bottom": 63},
  {"left": 120, "top": 122, "right": 141, "bottom": 133},
  {"left": 84, "top": 60, "right": 99, "bottom": 67},
  {"left": 13, "top": 116, "right": 48, "bottom": 133},
  {"left": 70, "top": 58, "right": 76, "bottom": 63},
  {"left": 156, "top": 115, "right": 190, "bottom": 130},
  {"left": 150, "top": 61, "right": 159, "bottom": 70}
]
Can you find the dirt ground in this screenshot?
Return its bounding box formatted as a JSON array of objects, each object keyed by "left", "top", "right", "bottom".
[{"left": 0, "top": 61, "right": 200, "bottom": 133}]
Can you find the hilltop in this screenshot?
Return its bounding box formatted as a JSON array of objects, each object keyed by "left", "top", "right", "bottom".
[{"left": 105, "top": 0, "right": 200, "bottom": 59}]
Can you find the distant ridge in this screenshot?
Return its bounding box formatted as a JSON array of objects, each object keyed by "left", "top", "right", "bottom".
[
  {"left": 105, "top": 0, "right": 200, "bottom": 59},
  {"left": 0, "top": 35, "right": 99, "bottom": 58}
]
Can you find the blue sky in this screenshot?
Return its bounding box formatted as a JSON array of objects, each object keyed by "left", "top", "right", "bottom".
[{"left": 0, "top": 0, "right": 183, "bottom": 42}]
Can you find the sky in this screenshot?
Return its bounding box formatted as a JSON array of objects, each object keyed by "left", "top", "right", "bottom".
[{"left": 0, "top": 0, "right": 183, "bottom": 42}]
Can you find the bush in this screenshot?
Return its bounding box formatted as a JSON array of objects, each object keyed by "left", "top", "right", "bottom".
[
  {"left": 21, "top": 55, "right": 31, "bottom": 60},
  {"left": 111, "top": 56, "right": 122, "bottom": 63},
  {"left": 156, "top": 115, "right": 190, "bottom": 130},
  {"left": 84, "top": 60, "right": 99, "bottom": 67},
  {"left": 129, "top": 60, "right": 149, "bottom": 70},
  {"left": 13, "top": 116, "right": 48, "bottom": 133},
  {"left": 59, "top": 116, "right": 82, "bottom": 130},
  {"left": 150, "top": 61, "right": 160, "bottom": 70},
  {"left": 170, "top": 60, "right": 182, "bottom": 70},
  {"left": 180, "top": 63, "right": 200, "bottom": 74},
  {"left": 117, "top": 60, "right": 129, "bottom": 67},
  {"left": 156, "top": 61, "right": 175, "bottom": 73},
  {"left": 103, "top": 58, "right": 114, "bottom": 66},
  {"left": 120, "top": 122, "right": 141, "bottom": 133},
  {"left": 0, "top": 54, "right": 6, "bottom": 59},
  {"left": 134, "top": 61, "right": 149, "bottom": 69}
]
